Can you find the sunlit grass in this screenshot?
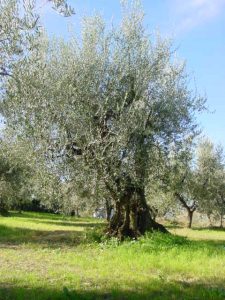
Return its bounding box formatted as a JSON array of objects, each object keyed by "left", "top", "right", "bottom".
[
  {"left": 0, "top": 212, "right": 225, "bottom": 299},
  {"left": 170, "top": 226, "right": 225, "bottom": 241}
]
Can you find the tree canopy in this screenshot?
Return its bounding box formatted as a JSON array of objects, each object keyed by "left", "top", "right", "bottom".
[{"left": 0, "top": 2, "right": 207, "bottom": 237}]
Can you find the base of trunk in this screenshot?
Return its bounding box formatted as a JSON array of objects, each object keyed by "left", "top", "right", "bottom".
[
  {"left": 107, "top": 219, "right": 168, "bottom": 240},
  {"left": 187, "top": 209, "right": 194, "bottom": 228},
  {"left": 0, "top": 208, "right": 9, "bottom": 216},
  {"left": 107, "top": 203, "right": 168, "bottom": 240}
]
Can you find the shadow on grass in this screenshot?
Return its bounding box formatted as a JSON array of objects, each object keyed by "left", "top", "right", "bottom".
[
  {"left": 28, "top": 219, "right": 105, "bottom": 228},
  {"left": 0, "top": 221, "right": 224, "bottom": 250},
  {"left": 192, "top": 226, "right": 225, "bottom": 232},
  {"left": 9, "top": 211, "right": 97, "bottom": 222},
  {"left": 0, "top": 224, "right": 86, "bottom": 248},
  {"left": 0, "top": 280, "right": 225, "bottom": 300},
  {"left": 9, "top": 211, "right": 67, "bottom": 220},
  {"left": 164, "top": 224, "right": 184, "bottom": 229}
]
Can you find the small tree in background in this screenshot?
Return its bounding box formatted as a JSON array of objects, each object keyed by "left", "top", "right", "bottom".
[
  {"left": 169, "top": 140, "right": 199, "bottom": 228},
  {"left": 0, "top": 136, "right": 34, "bottom": 214},
  {"left": 197, "top": 139, "right": 225, "bottom": 227}
]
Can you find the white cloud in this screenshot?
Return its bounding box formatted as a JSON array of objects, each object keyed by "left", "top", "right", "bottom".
[{"left": 171, "top": 0, "right": 225, "bottom": 33}]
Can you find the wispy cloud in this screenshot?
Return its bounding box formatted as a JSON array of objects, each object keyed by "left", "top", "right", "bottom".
[{"left": 171, "top": 0, "right": 225, "bottom": 33}]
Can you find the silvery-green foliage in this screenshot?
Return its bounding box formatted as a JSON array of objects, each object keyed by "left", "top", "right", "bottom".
[
  {"left": 2, "top": 2, "right": 205, "bottom": 208},
  {"left": 0, "top": 0, "right": 73, "bottom": 99},
  {"left": 0, "top": 0, "right": 40, "bottom": 78},
  {"left": 167, "top": 137, "right": 198, "bottom": 196},
  {"left": 146, "top": 182, "right": 178, "bottom": 218},
  {"left": 0, "top": 127, "right": 63, "bottom": 212},
  {"left": 196, "top": 139, "right": 225, "bottom": 219},
  {"left": 146, "top": 136, "right": 199, "bottom": 219},
  {"left": 0, "top": 134, "right": 35, "bottom": 211},
  {"left": 50, "top": 0, "right": 75, "bottom": 17}
]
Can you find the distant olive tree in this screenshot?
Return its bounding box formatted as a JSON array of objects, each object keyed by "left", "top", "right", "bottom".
[
  {"left": 169, "top": 139, "right": 200, "bottom": 228},
  {"left": 197, "top": 139, "right": 225, "bottom": 227}
]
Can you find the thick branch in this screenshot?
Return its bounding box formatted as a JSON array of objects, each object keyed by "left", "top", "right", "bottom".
[{"left": 175, "top": 192, "right": 196, "bottom": 212}]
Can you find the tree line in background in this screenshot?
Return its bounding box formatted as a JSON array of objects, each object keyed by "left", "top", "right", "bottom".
[{"left": 0, "top": 0, "right": 224, "bottom": 238}]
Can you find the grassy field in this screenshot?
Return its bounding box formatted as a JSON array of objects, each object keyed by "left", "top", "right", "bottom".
[{"left": 0, "top": 212, "right": 225, "bottom": 300}]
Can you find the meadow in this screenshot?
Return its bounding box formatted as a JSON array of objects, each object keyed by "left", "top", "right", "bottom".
[{"left": 0, "top": 212, "right": 225, "bottom": 300}]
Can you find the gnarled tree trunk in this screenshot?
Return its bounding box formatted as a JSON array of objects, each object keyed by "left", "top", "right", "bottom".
[
  {"left": 175, "top": 193, "right": 196, "bottom": 228},
  {"left": 0, "top": 199, "right": 8, "bottom": 216},
  {"left": 219, "top": 214, "right": 223, "bottom": 228},
  {"left": 105, "top": 199, "right": 113, "bottom": 222},
  {"left": 187, "top": 209, "right": 194, "bottom": 228},
  {"left": 108, "top": 186, "right": 168, "bottom": 239}
]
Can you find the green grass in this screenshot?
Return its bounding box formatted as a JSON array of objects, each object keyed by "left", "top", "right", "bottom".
[{"left": 0, "top": 212, "right": 225, "bottom": 299}]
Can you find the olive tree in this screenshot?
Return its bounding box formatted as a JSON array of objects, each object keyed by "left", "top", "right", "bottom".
[
  {"left": 170, "top": 140, "right": 200, "bottom": 228},
  {"left": 0, "top": 0, "right": 74, "bottom": 210},
  {"left": 0, "top": 136, "right": 34, "bottom": 214},
  {"left": 148, "top": 136, "right": 201, "bottom": 228},
  {"left": 2, "top": 3, "right": 205, "bottom": 238},
  {"left": 197, "top": 139, "right": 225, "bottom": 227}
]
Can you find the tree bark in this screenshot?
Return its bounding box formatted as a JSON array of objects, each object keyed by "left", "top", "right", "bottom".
[
  {"left": 108, "top": 186, "right": 168, "bottom": 239},
  {"left": 207, "top": 213, "right": 213, "bottom": 227},
  {"left": 0, "top": 199, "right": 8, "bottom": 216},
  {"left": 175, "top": 193, "right": 196, "bottom": 228},
  {"left": 136, "top": 187, "right": 168, "bottom": 234},
  {"left": 119, "top": 202, "right": 134, "bottom": 238},
  {"left": 219, "top": 214, "right": 223, "bottom": 228},
  {"left": 105, "top": 199, "right": 113, "bottom": 222},
  {"left": 108, "top": 200, "right": 122, "bottom": 234},
  {"left": 76, "top": 207, "right": 80, "bottom": 217},
  {"left": 187, "top": 209, "right": 194, "bottom": 228}
]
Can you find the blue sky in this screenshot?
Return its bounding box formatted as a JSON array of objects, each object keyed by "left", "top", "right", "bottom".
[{"left": 41, "top": 0, "right": 225, "bottom": 147}]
